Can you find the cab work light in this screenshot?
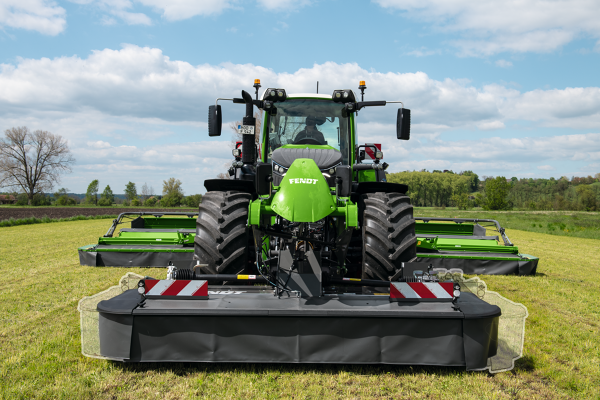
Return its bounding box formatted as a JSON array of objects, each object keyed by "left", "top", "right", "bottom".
[
  {"left": 332, "top": 89, "right": 356, "bottom": 103},
  {"left": 263, "top": 88, "right": 287, "bottom": 102}
]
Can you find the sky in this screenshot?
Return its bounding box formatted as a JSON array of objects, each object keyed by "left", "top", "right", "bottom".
[{"left": 1, "top": 0, "right": 600, "bottom": 195}]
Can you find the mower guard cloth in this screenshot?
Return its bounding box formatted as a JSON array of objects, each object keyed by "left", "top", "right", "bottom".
[
  {"left": 95, "top": 290, "right": 499, "bottom": 370},
  {"left": 79, "top": 246, "right": 195, "bottom": 269},
  {"left": 417, "top": 253, "right": 538, "bottom": 276}
]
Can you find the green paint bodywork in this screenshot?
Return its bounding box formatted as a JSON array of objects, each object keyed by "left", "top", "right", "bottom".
[
  {"left": 79, "top": 218, "right": 539, "bottom": 265},
  {"left": 79, "top": 97, "right": 539, "bottom": 270},
  {"left": 416, "top": 237, "right": 519, "bottom": 254},
  {"left": 271, "top": 158, "right": 336, "bottom": 222},
  {"left": 98, "top": 231, "right": 194, "bottom": 246}
]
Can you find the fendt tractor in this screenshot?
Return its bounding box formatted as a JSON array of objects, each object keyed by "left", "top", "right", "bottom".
[{"left": 80, "top": 81, "right": 529, "bottom": 371}]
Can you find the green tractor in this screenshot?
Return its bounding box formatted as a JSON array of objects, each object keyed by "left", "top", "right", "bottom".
[
  {"left": 195, "top": 80, "right": 417, "bottom": 286},
  {"left": 80, "top": 80, "right": 530, "bottom": 370}
]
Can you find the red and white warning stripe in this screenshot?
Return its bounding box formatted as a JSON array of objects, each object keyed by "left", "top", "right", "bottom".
[
  {"left": 364, "top": 143, "right": 381, "bottom": 160},
  {"left": 143, "top": 280, "right": 208, "bottom": 299},
  {"left": 390, "top": 282, "right": 454, "bottom": 302}
]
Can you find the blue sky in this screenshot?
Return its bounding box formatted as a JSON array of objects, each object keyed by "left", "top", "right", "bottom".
[{"left": 1, "top": 0, "right": 600, "bottom": 194}]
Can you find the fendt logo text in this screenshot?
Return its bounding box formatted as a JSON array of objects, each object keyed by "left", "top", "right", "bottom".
[{"left": 289, "top": 178, "right": 318, "bottom": 184}]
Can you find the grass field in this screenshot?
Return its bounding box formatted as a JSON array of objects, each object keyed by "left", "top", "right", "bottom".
[
  {"left": 1, "top": 219, "right": 599, "bottom": 399},
  {"left": 414, "top": 208, "right": 600, "bottom": 240}
]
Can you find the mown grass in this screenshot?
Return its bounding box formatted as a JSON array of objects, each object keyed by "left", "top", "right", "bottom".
[
  {"left": 1, "top": 220, "right": 599, "bottom": 399},
  {"left": 0, "top": 214, "right": 117, "bottom": 228},
  {"left": 414, "top": 208, "right": 600, "bottom": 240}
]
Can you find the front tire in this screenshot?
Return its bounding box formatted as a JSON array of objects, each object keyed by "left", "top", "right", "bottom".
[
  {"left": 193, "top": 190, "right": 251, "bottom": 274},
  {"left": 361, "top": 192, "right": 417, "bottom": 281}
]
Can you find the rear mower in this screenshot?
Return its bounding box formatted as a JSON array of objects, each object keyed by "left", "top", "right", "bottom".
[{"left": 81, "top": 80, "right": 529, "bottom": 371}]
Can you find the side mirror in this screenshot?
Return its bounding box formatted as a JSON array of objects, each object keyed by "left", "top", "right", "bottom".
[
  {"left": 397, "top": 108, "right": 410, "bottom": 140},
  {"left": 255, "top": 163, "right": 272, "bottom": 196},
  {"left": 335, "top": 166, "right": 351, "bottom": 198},
  {"left": 208, "top": 105, "right": 222, "bottom": 137}
]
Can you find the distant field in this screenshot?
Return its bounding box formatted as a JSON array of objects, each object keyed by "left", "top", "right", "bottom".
[
  {"left": 1, "top": 219, "right": 599, "bottom": 399},
  {"left": 414, "top": 208, "right": 600, "bottom": 240},
  {"left": 0, "top": 207, "right": 197, "bottom": 222}
]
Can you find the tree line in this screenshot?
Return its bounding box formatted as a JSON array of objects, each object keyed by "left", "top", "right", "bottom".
[
  {"left": 388, "top": 170, "right": 600, "bottom": 211},
  {"left": 80, "top": 178, "right": 202, "bottom": 207},
  {"left": 0, "top": 126, "right": 202, "bottom": 208}
]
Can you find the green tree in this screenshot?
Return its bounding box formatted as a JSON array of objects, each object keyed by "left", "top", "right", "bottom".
[
  {"left": 184, "top": 194, "right": 203, "bottom": 208},
  {"left": 98, "top": 185, "right": 114, "bottom": 206},
  {"left": 162, "top": 178, "right": 184, "bottom": 207},
  {"left": 482, "top": 176, "right": 511, "bottom": 210},
  {"left": 86, "top": 179, "right": 99, "bottom": 205},
  {"left": 450, "top": 192, "right": 473, "bottom": 210},
  {"left": 461, "top": 170, "right": 480, "bottom": 192},
  {"left": 124, "top": 181, "right": 137, "bottom": 202},
  {"left": 576, "top": 185, "right": 598, "bottom": 211},
  {"left": 54, "top": 188, "right": 72, "bottom": 206}
]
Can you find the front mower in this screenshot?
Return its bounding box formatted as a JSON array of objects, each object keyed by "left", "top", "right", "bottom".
[{"left": 80, "top": 80, "right": 529, "bottom": 370}]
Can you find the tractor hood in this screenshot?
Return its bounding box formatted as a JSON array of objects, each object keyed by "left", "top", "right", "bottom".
[{"left": 270, "top": 158, "right": 336, "bottom": 222}]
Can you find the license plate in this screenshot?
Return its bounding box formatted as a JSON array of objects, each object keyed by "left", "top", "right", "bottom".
[{"left": 237, "top": 124, "right": 255, "bottom": 135}]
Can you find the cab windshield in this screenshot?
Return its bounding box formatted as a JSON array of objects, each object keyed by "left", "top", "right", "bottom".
[{"left": 266, "top": 99, "right": 350, "bottom": 164}]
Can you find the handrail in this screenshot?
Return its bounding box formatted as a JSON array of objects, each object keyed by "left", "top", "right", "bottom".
[
  {"left": 104, "top": 212, "right": 198, "bottom": 237},
  {"left": 414, "top": 217, "right": 513, "bottom": 246}
]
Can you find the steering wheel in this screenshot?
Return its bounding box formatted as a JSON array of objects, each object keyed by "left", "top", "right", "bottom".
[{"left": 294, "top": 138, "right": 321, "bottom": 145}]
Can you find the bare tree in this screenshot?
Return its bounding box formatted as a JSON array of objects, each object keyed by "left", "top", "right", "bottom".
[
  {"left": 0, "top": 127, "right": 75, "bottom": 205},
  {"left": 141, "top": 182, "right": 151, "bottom": 201},
  {"left": 219, "top": 110, "right": 263, "bottom": 178},
  {"left": 229, "top": 110, "right": 263, "bottom": 146}
]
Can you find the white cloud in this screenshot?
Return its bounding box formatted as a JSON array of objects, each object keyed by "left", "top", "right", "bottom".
[
  {"left": 374, "top": 0, "right": 600, "bottom": 55},
  {"left": 0, "top": 0, "right": 66, "bottom": 35},
  {"left": 87, "top": 140, "right": 112, "bottom": 148},
  {"left": 2, "top": 46, "right": 600, "bottom": 190},
  {"left": 360, "top": 122, "right": 600, "bottom": 175},
  {"left": 406, "top": 48, "right": 442, "bottom": 57},
  {"left": 1, "top": 45, "right": 600, "bottom": 130},
  {"left": 495, "top": 59, "right": 513, "bottom": 68},
  {"left": 257, "top": 0, "right": 311, "bottom": 12},
  {"left": 477, "top": 121, "right": 505, "bottom": 131},
  {"left": 136, "top": 0, "right": 234, "bottom": 21}
]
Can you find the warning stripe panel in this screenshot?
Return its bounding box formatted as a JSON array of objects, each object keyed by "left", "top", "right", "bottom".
[
  {"left": 423, "top": 282, "right": 453, "bottom": 299},
  {"left": 146, "top": 280, "right": 175, "bottom": 296},
  {"left": 364, "top": 143, "right": 382, "bottom": 160},
  {"left": 161, "top": 280, "right": 190, "bottom": 296},
  {"left": 390, "top": 282, "right": 455, "bottom": 302},
  {"left": 408, "top": 282, "right": 436, "bottom": 298},
  {"left": 392, "top": 282, "right": 420, "bottom": 298},
  {"left": 144, "top": 280, "right": 208, "bottom": 298}
]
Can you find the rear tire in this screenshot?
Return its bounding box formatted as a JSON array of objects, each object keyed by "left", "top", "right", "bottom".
[
  {"left": 193, "top": 190, "right": 251, "bottom": 275},
  {"left": 361, "top": 192, "right": 417, "bottom": 281}
]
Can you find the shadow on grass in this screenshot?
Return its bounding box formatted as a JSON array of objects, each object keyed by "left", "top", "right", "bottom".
[
  {"left": 111, "top": 361, "right": 478, "bottom": 377},
  {"left": 513, "top": 355, "right": 536, "bottom": 372}
]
